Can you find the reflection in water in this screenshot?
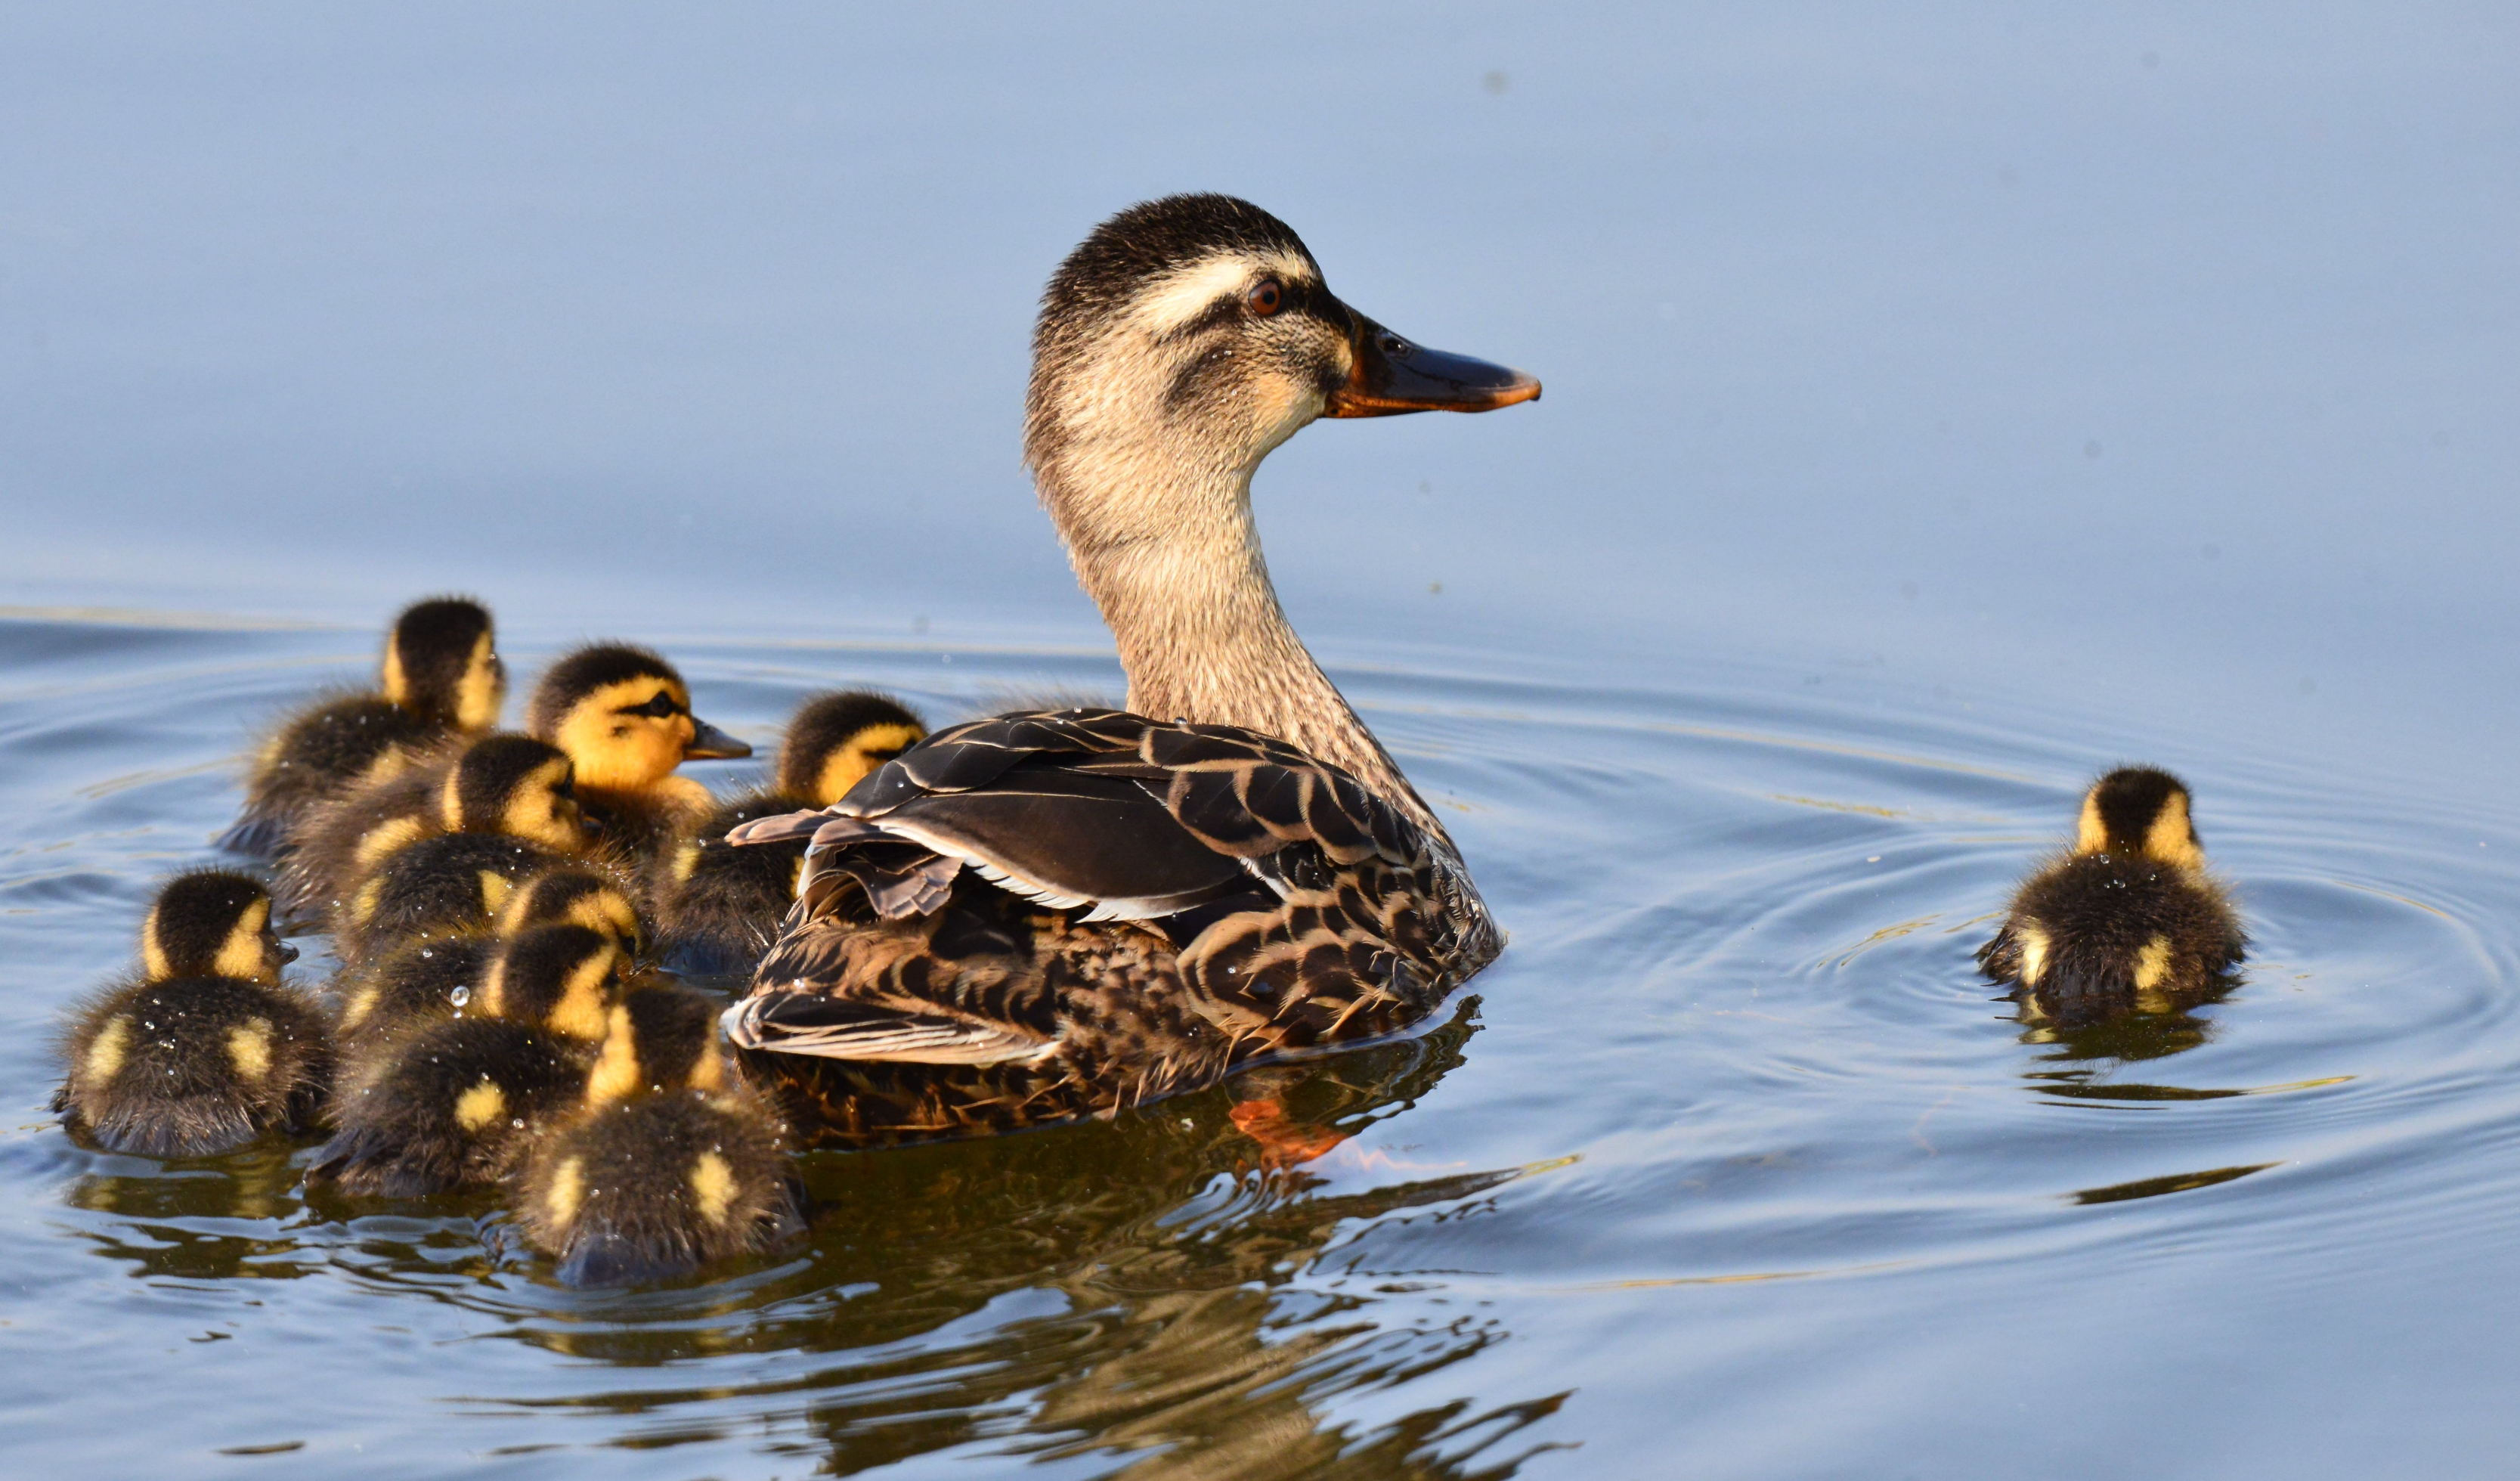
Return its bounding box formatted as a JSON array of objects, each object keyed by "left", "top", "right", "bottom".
[
  {"left": 59, "top": 999, "right": 1568, "bottom": 1476},
  {"left": 2072, "top": 1163, "right": 2278, "bottom": 1207},
  {"left": 2013, "top": 978, "right": 2239, "bottom": 1065}
]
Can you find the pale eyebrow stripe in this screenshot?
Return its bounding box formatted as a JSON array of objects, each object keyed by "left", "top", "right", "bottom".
[{"left": 1128, "top": 249, "right": 1314, "bottom": 336}]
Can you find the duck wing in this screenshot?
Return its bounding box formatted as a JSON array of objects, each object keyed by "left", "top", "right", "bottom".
[{"left": 727, "top": 708, "right": 1497, "bottom": 1071}]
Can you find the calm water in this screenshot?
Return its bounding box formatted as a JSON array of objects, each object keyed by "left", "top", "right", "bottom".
[{"left": 5, "top": 5, "right": 2518, "bottom": 1476}]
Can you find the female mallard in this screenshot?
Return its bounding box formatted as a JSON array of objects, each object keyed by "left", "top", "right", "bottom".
[{"left": 723, "top": 194, "right": 1538, "bottom": 1145}]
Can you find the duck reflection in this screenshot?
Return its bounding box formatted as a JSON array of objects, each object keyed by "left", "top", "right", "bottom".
[
  {"left": 60, "top": 1139, "right": 330, "bottom": 1281},
  {"left": 515, "top": 1001, "right": 1565, "bottom": 1476}
]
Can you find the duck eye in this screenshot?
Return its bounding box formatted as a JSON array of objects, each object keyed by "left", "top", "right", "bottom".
[{"left": 1246, "top": 279, "right": 1283, "bottom": 317}]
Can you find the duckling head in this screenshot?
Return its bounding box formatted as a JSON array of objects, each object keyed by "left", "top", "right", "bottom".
[
  {"left": 1024, "top": 194, "right": 1540, "bottom": 569},
  {"left": 480, "top": 922, "right": 621, "bottom": 1042},
  {"left": 2075, "top": 767, "right": 2207, "bottom": 870},
  {"left": 441, "top": 734, "right": 587, "bottom": 851},
  {"left": 525, "top": 644, "right": 750, "bottom": 796},
  {"left": 584, "top": 987, "right": 726, "bottom": 1107},
  {"left": 139, "top": 869, "right": 296, "bottom": 984},
  {"left": 777, "top": 691, "right": 927, "bottom": 805},
  {"left": 381, "top": 596, "right": 503, "bottom": 732},
  {"left": 497, "top": 865, "right": 648, "bottom": 955}
]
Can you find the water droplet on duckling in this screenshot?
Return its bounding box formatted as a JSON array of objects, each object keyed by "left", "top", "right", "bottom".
[{"left": 449, "top": 987, "right": 471, "bottom": 1008}]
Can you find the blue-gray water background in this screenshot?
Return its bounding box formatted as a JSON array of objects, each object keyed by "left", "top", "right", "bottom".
[{"left": 2, "top": 5, "right": 2516, "bottom": 1476}]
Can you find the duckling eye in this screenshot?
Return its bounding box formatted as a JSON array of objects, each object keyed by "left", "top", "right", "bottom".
[
  {"left": 617, "top": 692, "right": 684, "bottom": 720},
  {"left": 1246, "top": 279, "right": 1283, "bottom": 318}
]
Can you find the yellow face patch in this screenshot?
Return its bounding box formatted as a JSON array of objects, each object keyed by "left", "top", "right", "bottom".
[
  {"left": 226, "top": 1019, "right": 274, "bottom": 1083},
  {"left": 215, "top": 899, "right": 277, "bottom": 983},
  {"left": 568, "top": 890, "right": 644, "bottom": 951},
  {"left": 140, "top": 904, "right": 172, "bottom": 982},
  {"left": 454, "top": 1080, "right": 507, "bottom": 1131},
  {"left": 455, "top": 631, "right": 503, "bottom": 732},
  {"left": 670, "top": 841, "right": 702, "bottom": 884},
  {"left": 478, "top": 871, "right": 515, "bottom": 914},
  {"left": 811, "top": 723, "right": 927, "bottom": 806},
  {"left": 2143, "top": 792, "right": 2205, "bottom": 870},
  {"left": 547, "top": 946, "right": 620, "bottom": 1042},
  {"left": 553, "top": 678, "right": 695, "bottom": 793},
  {"left": 85, "top": 1015, "right": 132, "bottom": 1084},
  {"left": 502, "top": 759, "right": 585, "bottom": 851},
  {"left": 584, "top": 1005, "right": 644, "bottom": 1107},
  {"left": 686, "top": 1043, "right": 726, "bottom": 1092},
  {"left": 689, "top": 1151, "right": 737, "bottom": 1226},
  {"left": 2016, "top": 926, "right": 2051, "bottom": 987},
  {"left": 350, "top": 875, "right": 384, "bottom": 925},
  {"left": 2074, "top": 795, "right": 2109, "bottom": 855},
  {"left": 380, "top": 633, "right": 411, "bottom": 706},
  {"left": 543, "top": 1155, "right": 586, "bottom": 1226}
]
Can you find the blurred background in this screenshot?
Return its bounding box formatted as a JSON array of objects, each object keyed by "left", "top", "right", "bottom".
[{"left": 4, "top": 2, "right": 2511, "bottom": 781}]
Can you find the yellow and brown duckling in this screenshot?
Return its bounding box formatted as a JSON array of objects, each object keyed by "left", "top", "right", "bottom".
[
  {"left": 311, "top": 922, "right": 621, "bottom": 1196},
  {"left": 277, "top": 732, "right": 590, "bottom": 931},
  {"left": 525, "top": 643, "right": 751, "bottom": 867},
  {"left": 221, "top": 597, "right": 504, "bottom": 858},
  {"left": 650, "top": 691, "right": 926, "bottom": 978},
  {"left": 54, "top": 872, "right": 333, "bottom": 1156},
  {"left": 1978, "top": 767, "right": 2247, "bottom": 1024},
  {"left": 516, "top": 984, "right": 803, "bottom": 1286},
  {"left": 331, "top": 865, "right": 649, "bottom": 1058}
]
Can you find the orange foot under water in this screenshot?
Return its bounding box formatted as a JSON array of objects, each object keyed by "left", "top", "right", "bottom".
[{"left": 1228, "top": 1098, "right": 1348, "bottom": 1170}]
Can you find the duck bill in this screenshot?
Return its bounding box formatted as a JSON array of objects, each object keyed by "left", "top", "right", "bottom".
[
  {"left": 684, "top": 717, "right": 754, "bottom": 761},
  {"left": 1324, "top": 313, "right": 1542, "bottom": 418}
]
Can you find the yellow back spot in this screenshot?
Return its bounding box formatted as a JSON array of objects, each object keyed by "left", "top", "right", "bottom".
[
  {"left": 478, "top": 870, "right": 515, "bottom": 913},
  {"left": 455, "top": 631, "right": 503, "bottom": 732},
  {"left": 354, "top": 815, "right": 429, "bottom": 869},
  {"left": 85, "top": 1015, "right": 132, "bottom": 1084},
  {"left": 2143, "top": 792, "right": 2205, "bottom": 870},
  {"left": 454, "top": 1080, "right": 507, "bottom": 1131},
  {"left": 2016, "top": 926, "right": 2051, "bottom": 987},
  {"left": 340, "top": 984, "right": 378, "bottom": 1029},
  {"left": 226, "top": 1018, "right": 274, "bottom": 1083},
  {"left": 215, "top": 899, "right": 274, "bottom": 982},
  {"left": 813, "top": 722, "right": 927, "bottom": 805},
  {"left": 543, "top": 1155, "right": 586, "bottom": 1227},
  {"left": 689, "top": 1151, "right": 737, "bottom": 1226},
  {"left": 687, "top": 1042, "right": 726, "bottom": 1092},
  {"left": 670, "top": 841, "right": 701, "bottom": 884},
  {"left": 2131, "top": 934, "right": 2175, "bottom": 993},
  {"left": 584, "top": 1004, "right": 644, "bottom": 1107}
]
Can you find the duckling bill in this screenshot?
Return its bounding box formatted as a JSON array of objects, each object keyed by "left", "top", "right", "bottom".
[{"left": 1978, "top": 767, "right": 2246, "bottom": 1025}]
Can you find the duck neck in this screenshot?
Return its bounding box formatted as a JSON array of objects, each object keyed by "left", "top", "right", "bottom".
[{"left": 1043, "top": 457, "right": 1454, "bottom": 854}]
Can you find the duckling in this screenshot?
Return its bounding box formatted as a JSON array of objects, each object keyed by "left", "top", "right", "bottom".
[
  {"left": 651, "top": 691, "right": 927, "bottom": 978},
  {"left": 54, "top": 871, "right": 333, "bottom": 1156},
  {"left": 1978, "top": 767, "right": 2247, "bottom": 1024},
  {"left": 331, "top": 865, "right": 649, "bottom": 1056},
  {"left": 221, "top": 597, "right": 504, "bottom": 858},
  {"left": 516, "top": 984, "right": 803, "bottom": 1286},
  {"left": 311, "top": 923, "right": 621, "bottom": 1195},
  {"left": 277, "top": 732, "right": 589, "bottom": 929},
  {"left": 525, "top": 644, "right": 751, "bottom": 867}
]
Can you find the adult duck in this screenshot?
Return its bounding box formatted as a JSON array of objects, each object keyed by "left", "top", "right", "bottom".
[{"left": 724, "top": 194, "right": 1538, "bottom": 1145}]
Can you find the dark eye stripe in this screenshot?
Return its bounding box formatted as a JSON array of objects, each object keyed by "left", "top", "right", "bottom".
[{"left": 614, "top": 691, "right": 686, "bottom": 718}]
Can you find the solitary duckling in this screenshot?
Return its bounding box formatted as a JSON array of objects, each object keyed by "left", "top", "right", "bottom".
[
  {"left": 517, "top": 985, "right": 803, "bottom": 1286},
  {"left": 331, "top": 865, "right": 648, "bottom": 1056},
  {"left": 221, "top": 597, "right": 504, "bottom": 858},
  {"left": 525, "top": 644, "right": 751, "bottom": 866},
  {"left": 1978, "top": 767, "right": 2246, "bottom": 1024},
  {"left": 279, "top": 733, "right": 589, "bottom": 928},
  {"left": 54, "top": 872, "right": 333, "bottom": 1156},
  {"left": 651, "top": 691, "right": 926, "bottom": 977},
  {"left": 311, "top": 923, "right": 620, "bottom": 1195}
]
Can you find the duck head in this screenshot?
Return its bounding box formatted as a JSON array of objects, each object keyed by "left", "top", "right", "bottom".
[
  {"left": 381, "top": 596, "right": 504, "bottom": 733},
  {"left": 776, "top": 691, "right": 928, "bottom": 806},
  {"left": 481, "top": 923, "right": 623, "bottom": 1043},
  {"left": 526, "top": 644, "right": 751, "bottom": 796},
  {"left": 141, "top": 870, "right": 294, "bottom": 984},
  {"left": 2075, "top": 767, "right": 2206, "bottom": 871},
  {"left": 439, "top": 733, "right": 589, "bottom": 851}
]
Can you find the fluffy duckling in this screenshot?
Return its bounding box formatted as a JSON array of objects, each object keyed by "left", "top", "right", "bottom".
[
  {"left": 1978, "top": 767, "right": 2247, "bottom": 1024},
  {"left": 516, "top": 984, "right": 803, "bottom": 1286},
  {"left": 278, "top": 733, "right": 589, "bottom": 928},
  {"left": 54, "top": 872, "right": 333, "bottom": 1156},
  {"left": 331, "top": 865, "right": 649, "bottom": 1056},
  {"left": 525, "top": 644, "right": 751, "bottom": 867},
  {"left": 650, "top": 691, "right": 927, "bottom": 977},
  {"left": 311, "top": 923, "right": 620, "bottom": 1196},
  {"left": 221, "top": 597, "right": 504, "bottom": 858}
]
